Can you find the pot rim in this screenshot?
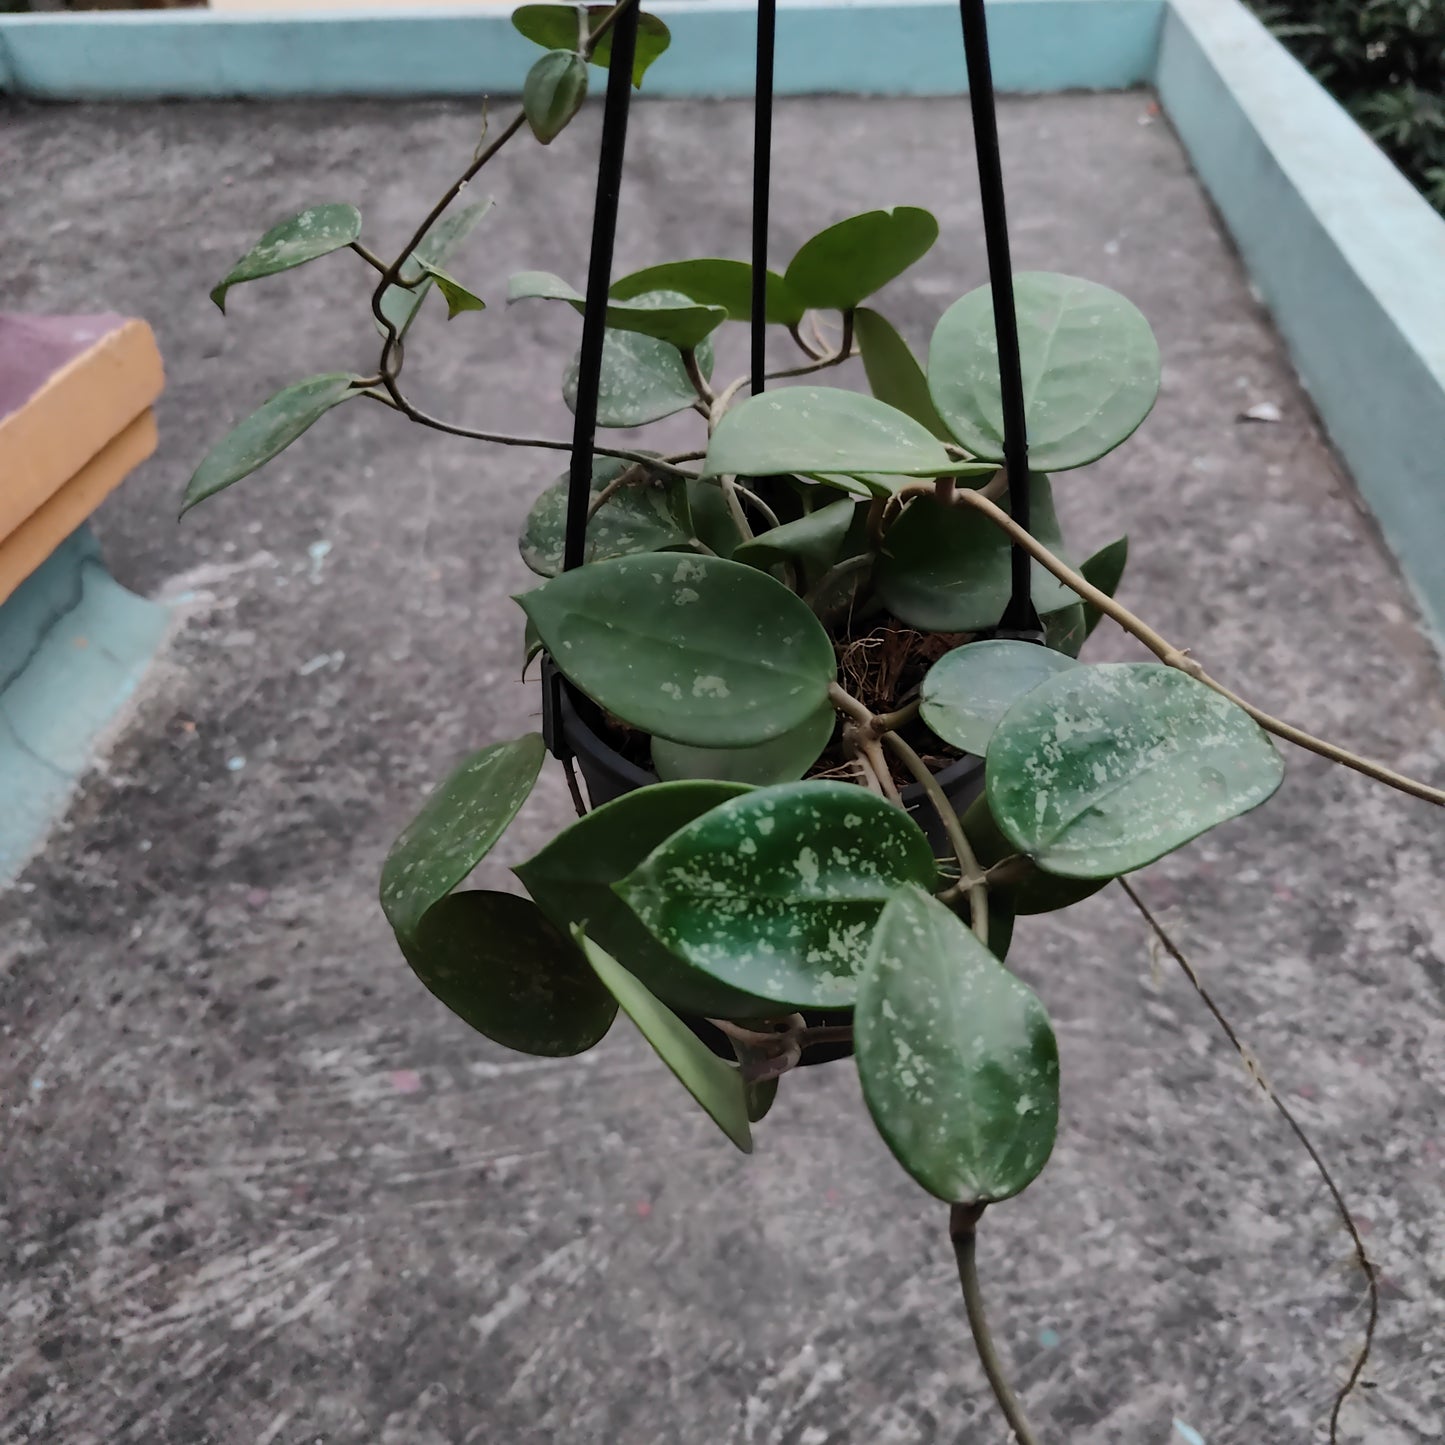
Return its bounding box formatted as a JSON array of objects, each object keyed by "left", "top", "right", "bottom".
[{"left": 557, "top": 682, "right": 983, "bottom": 795}]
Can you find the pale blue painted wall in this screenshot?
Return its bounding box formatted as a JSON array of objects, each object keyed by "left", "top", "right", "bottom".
[
  {"left": 0, "top": 0, "right": 1164, "bottom": 99},
  {"left": 1158, "top": 0, "right": 1445, "bottom": 642}
]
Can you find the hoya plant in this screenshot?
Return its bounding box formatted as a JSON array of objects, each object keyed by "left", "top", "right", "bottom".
[{"left": 185, "top": 4, "right": 1442, "bottom": 1440}]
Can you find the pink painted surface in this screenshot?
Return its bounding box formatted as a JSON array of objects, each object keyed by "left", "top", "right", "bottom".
[{"left": 0, "top": 314, "right": 127, "bottom": 423}]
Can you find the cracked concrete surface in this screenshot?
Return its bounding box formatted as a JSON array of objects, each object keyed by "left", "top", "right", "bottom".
[{"left": 1, "top": 93, "right": 1443, "bottom": 1444}]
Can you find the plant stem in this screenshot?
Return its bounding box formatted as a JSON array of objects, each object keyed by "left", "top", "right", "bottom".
[
  {"left": 349, "top": 241, "right": 388, "bottom": 273},
  {"left": 361, "top": 390, "right": 702, "bottom": 476},
  {"left": 949, "top": 1204, "right": 1042, "bottom": 1445},
  {"left": 731, "top": 482, "right": 782, "bottom": 531},
  {"left": 788, "top": 322, "right": 824, "bottom": 361},
  {"left": 948, "top": 488, "right": 1445, "bottom": 807},
  {"left": 766, "top": 345, "right": 860, "bottom": 382},
  {"left": 863, "top": 739, "right": 904, "bottom": 807},
  {"left": 683, "top": 347, "right": 715, "bottom": 405},
  {"left": 721, "top": 476, "right": 756, "bottom": 542},
  {"left": 1118, "top": 879, "right": 1377, "bottom": 1445},
  {"left": 881, "top": 730, "right": 989, "bottom": 945}
]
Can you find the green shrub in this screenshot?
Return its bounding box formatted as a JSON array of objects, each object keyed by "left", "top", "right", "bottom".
[{"left": 1254, "top": 0, "right": 1445, "bottom": 212}]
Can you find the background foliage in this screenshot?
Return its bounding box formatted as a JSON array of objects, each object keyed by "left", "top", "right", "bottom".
[{"left": 1254, "top": 0, "right": 1445, "bottom": 213}]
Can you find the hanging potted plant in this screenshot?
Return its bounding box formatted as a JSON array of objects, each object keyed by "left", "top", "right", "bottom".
[{"left": 183, "top": 2, "right": 1443, "bottom": 1439}]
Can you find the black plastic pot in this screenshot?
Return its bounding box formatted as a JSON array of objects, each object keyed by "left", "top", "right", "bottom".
[{"left": 555, "top": 683, "right": 985, "bottom": 1068}]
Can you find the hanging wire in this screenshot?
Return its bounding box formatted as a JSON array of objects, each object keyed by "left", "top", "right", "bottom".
[
  {"left": 750, "top": 0, "right": 778, "bottom": 394},
  {"left": 546, "top": 2, "right": 642, "bottom": 767},
  {"left": 564, "top": 2, "right": 642, "bottom": 573},
  {"left": 957, "top": 0, "right": 1039, "bottom": 634}
]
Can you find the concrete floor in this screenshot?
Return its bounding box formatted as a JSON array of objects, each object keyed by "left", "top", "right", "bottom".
[{"left": 1, "top": 93, "right": 1443, "bottom": 1445}]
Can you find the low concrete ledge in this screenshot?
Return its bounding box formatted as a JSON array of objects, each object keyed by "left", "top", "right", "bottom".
[
  {"left": 0, "top": 0, "right": 1164, "bottom": 99},
  {"left": 1157, "top": 0, "right": 1445, "bottom": 641},
  {"left": 0, "top": 528, "right": 169, "bottom": 883}
]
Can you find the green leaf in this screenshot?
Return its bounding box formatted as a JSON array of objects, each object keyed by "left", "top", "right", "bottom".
[
  {"left": 515, "top": 554, "right": 837, "bottom": 748},
  {"left": 875, "top": 473, "right": 1076, "bottom": 631},
  {"left": 745, "top": 1076, "right": 779, "bottom": 1123},
  {"left": 508, "top": 270, "right": 726, "bottom": 350},
  {"left": 512, "top": 4, "right": 671, "bottom": 87},
  {"left": 575, "top": 929, "right": 752, "bottom": 1152},
  {"left": 210, "top": 203, "right": 362, "bottom": 313},
  {"left": 783, "top": 207, "right": 939, "bottom": 311},
  {"left": 1042, "top": 600, "right": 1088, "bottom": 659},
  {"left": 920, "top": 640, "right": 1078, "bottom": 757},
  {"left": 616, "top": 781, "right": 938, "bottom": 1010},
  {"left": 519, "top": 457, "right": 690, "bottom": 578},
  {"left": 379, "top": 734, "right": 547, "bottom": 942},
  {"left": 961, "top": 795, "right": 1107, "bottom": 916},
  {"left": 515, "top": 780, "right": 770, "bottom": 1017},
  {"left": 404, "top": 891, "right": 616, "bottom": 1055},
  {"left": 732, "top": 498, "right": 856, "bottom": 575},
  {"left": 1080, "top": 535, "right": 1128, "bottom": 639},
  {"left": 853, "top": 307, "right": 952, "bottom": 440},
  {"left": 611, "top": 258, "right": 804, "bottom": 325},
  {"left": 928, "top": 272, "right": 1161, "bottom": 471},
  {"left": 378, "top": 199, "right": 492, "bottom": 339},
  {"left": 416, "top": 260, "right": 486, "bottom": 318},
  {"left": 523, "top": 49, "right": 589, "bottom": 144},
  {"left": 986, "top": 663, "right": 1286, "bottom": 879},
  {"left": 182, "top": 373, "right": 360, "bottom": 515},
  {"left": 651, "top": 701, "right": 835, "bottom": 786},
  {"left": 856, "top": 888, "right": 1059, "bottom": 1205},
  {"left": 707, "top": 387, "right": 991, "bottom": 482},
  {"left": 563, "top": 301, "right": 715, "bottom": 427},
  {"left": 684, "top": 477, "right": 744, "bottom": 558}
]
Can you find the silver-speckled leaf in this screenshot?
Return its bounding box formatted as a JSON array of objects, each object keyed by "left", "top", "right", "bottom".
[
  {"left": 211, "top": 203, "right": 362, "bottom": 312},
  {"left": 986, "top": 663, "right": 1285, "bottom": 878},
  {"left": 856, "top": 887, "right": 1059, "bottom": 1204},
  {"left": 380, "top": 734, "right": 546, "bottom": 941},
  {"left": 615, "top": 781, "right": 938, "bottom": 1009},
  {"left": 651, "top": 701, "right": 835, "bottom": 786},
  {"left": 920, "top": 639, "right": 1078, "bottom": 757},
  {"left": 515, "top": 554, "right": 837, "bottom": 748},
  {"left": 519, "top": 458, "right": 691, "bottom": 578},
  {"left": 563, "top": 320, "right": 715, "bottom": 428}
]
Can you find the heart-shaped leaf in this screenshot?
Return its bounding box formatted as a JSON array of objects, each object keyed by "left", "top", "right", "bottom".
[
  {"left": 961, "top": 795, "right": 1107, "bottom": 916},
  {"left": 875, "top": 474, "right": 1075, "bottom": 631},
  {"left": 856, "top": 887, "right": 1059, "bottom": 1204},
  {"left": 523, "top": 49, "right": 589, "bottom": 144},
  {"left": 516, "top": 554, "right": 837, "bottom": 747},
  {"left": 564, "top": 320, "right": 714, "bottom": 427},
  {"left": 986, "top": 663, "right": 1285, "bottom": 878},
  {"left": 182, "top": 373, "right": 360, "bottom": 515},
  {"left": 854, "top": 307, "right": 952, "bottom": 440},
  {"left": 211, "top": 203, "right": 362, "bottom": 313},
  {"left": 512, "top": 3, "right": 671, "bottom": 87},
  {"left": 575, "top": 929, "right": 752, "bottom": 1151},
  {"left": 651, "top": 701, "right": 835, "bottom": 787},
  {"left": 416, "top": 260, "right": 485, "bottom": 318},
  {"left": 509, "top": 271, "right": 726, "bottom": 351},
  {"left": 378, "top": 199, "right": 493, "bottom": 339},
  {"left": 784, "top": 207, "right": 939, "bottom": 311},
  {"left": 520, "top": 457, "right": 691, "bottom": 578},
  {"left": 616, "top": 781, "right": 938, "bottom": 1009},
  {"left": 515, "top": 780, "right": 772, "bottom": 1018},
  {"left": 611, "top": 258, "right": 804, "bottom": 325},
  {"left": 380, "top": 734, "right": 547, "bottom": 942},
  {"left": 733, "top": 498, "right": 857, "bottom": 576},
  {"left": 928, "top": 272, "right": 1161, "bottom": 471},
  {"left": 1080, "top": 535, "right": 1128, "bottom": 639},
  {"left": 707, "top": 387, "right": 989, "bottom": 481},
  {"left": 404, "top": 890, "right": 616, "bottom": 1055},
  {"left": 920, "top": 640, "right": 1078, "bottom": 757}
]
